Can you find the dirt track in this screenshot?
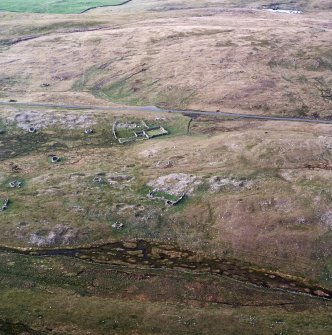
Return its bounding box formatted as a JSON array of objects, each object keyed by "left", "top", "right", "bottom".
[
  {"left": 0, "top": 101, "right": 332, "bottom": 124},
  {"left": 1, "top": 101, "right": 332, "bottom": 124}
]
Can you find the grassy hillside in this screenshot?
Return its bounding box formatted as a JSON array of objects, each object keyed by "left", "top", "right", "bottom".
[
  {"left": 0, "top": 1, "right": 331, "bottom": 334},
  {"left": 1, "top": 104, "right": 332, "bottom": 333},
  {"left": 0, "top": 249, "right": 331, "bottom": 335},
  {"left": 0, "top": 5, "right": 331, "bottom": 118},
  {"left": 0, "top": 107, "right": 331, "bottom": 288},
  {"left": 0, "top": 0, "right": 128, "bottom": 14}
]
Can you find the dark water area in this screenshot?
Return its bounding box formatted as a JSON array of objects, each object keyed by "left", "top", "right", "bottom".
[{"left": 0, "top": 319, "right": 46, "bottom": 335}]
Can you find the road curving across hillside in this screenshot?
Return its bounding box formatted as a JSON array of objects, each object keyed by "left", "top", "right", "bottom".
[{"left": 1, "top": 101, "right": 332, "bottom": 124}]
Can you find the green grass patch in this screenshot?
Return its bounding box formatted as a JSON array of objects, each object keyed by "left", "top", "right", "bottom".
[
  {"left": 0, "top": 120, "right": 119, "bottom": 161},
  {"left": 73, "top": 65, "right": 105, "bottom": 92},
  {"left": 115, "top": 128, "right": 136, "bottom": 139},
  {"left": 162, "top": 116, "right": 188, "bottom": 137},
  {"left": 299, "top": 179, "right": 332, "bottom": 202},
  {"left": 0, "top": 118, "right": 6, "bottom": 134},
  {"left": 153, "top": 190, "right": 179, "bottom": 202},
  {"left": 0, "top": 0, "right": 128, "bottom": 14},
  {"left": 145, "top": 127, "right": 167, "bottom": 137},
  {"left": 100, "top": 80, "right": 147, "bottom": 106}
]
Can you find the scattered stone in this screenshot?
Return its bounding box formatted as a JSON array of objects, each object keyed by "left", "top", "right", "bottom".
[
  {"left": 313, "top": 289, "right": 330, "bottom": 298},
  {"left": 28, "top": 126, "right": 37, "bottom": 133},
  {"left": 9, "top": 180, "right": 22, "bottom": 188},
  {"left": 108, "top": 174, "right": 133, "bottom": 181},
  {"left": 148, "top": 188, "right": 186, "bottom": 206},
  {"left": 93, "top": 176, "right": 103, "bottom": 183},
  {"left": 139, "top": 147, "right": 161, "bottom": 158},
  {"left": 209, "top": 176, "right": 252, "bottom": 192},
  {"left": 165, "top": 193, "right": 186, "bottom": 206},
  {"left": 107, "top": 174, "right": 134, "bottom": 189},
  {"left": 259, "top": 199, "right": 273, "bottom": 209},
  {"left": 147, "top": 173, "right": 201, "bottom": 196},
  {"left": 71, "top": 205, "right": 84, "bottom": 212},
  {"left": 116, "top": 122, "right": 138, "bottom": 129},
  {"left": 1, "top": 198, "right": 9, "bottom": 211},
  {"left": 49, "top": 155, "right": 60, "bottom": 163},
  {"left": 69, "top": 173, "right": 85, "bottom": 180},
  {"left": 296, "top": 217, "right": 307, "bottom": 225},
  {"left": 111, "top": 222, "right": 124, "bottom": 229},
  {"left": 320, "top": 209, "right": 332, "bottom": 228},
  {"left": 10, "top": 163, "right": 21, "bottom": 173},
  {"left": 114, "top": 203, "right": 145, "bottom": 214},
  {"left": 266, "top": 8, "right": 302, "bottom": 14},
  {"left": 156, "top": 160, "right": 173, "bottom": 168},
  {"left": 274, "top": 199, "right": 294, "bottom": 213},
  {"left": 28, "top": 224, "right": 76, "bottom": 246},
  {"left": 7, "top": 110, "right": 96, "bottom": 130}
]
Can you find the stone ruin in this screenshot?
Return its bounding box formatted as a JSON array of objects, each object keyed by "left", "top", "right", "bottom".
[
  {"left": 28, "top": 126, "right": 37, "bottom": 133},
  {"left": 28, "top": 224, "right": 77, "bottom": 246},
  {"left": 267, "top": 8, "right": 302, "bottom": 14},
  {"left": 147, "top": 173, "right": 201, "bottom": 196},
  {"left": 111, "top": 222, "right": 124, "bottom": 229},
  {"left": 49, "top": 155, "right": 61, "bottom": 163},
  {"left": 147, "top": 173, "right": 201, "bottom": 207},
  {"left": 93, "top": 176, "right": 104, "bottom": 183},
  {"left": 148, "top": 189, "right": 186, "bottom": 206},
  {"left": 113, "top": 120, "right": 168, "bottom": 144},
  {"left": 209, "top": 176, "right": 252, "bottom": 192},
  {"left": 9, "top": 180, "right": 22, "bottom": 188}
]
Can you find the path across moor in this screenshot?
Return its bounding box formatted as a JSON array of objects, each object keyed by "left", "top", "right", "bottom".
[{"left": 1, "top": 101, "right": 332, "bottom": 124}]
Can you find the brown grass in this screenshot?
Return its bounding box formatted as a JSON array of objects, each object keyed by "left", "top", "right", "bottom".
[
  {"left": 0, "top": 1, "right": 331, "bottom": 117},
  {"left": 0, "top": 2, "right": 332, "bottom": 333},
  {"left": 0, "top": 105, "right": 331, "bottom": 286}
]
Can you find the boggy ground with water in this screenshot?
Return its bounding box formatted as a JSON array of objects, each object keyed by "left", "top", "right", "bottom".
[
  {"left": 0, "top": 240, "right": 332, "bottom": 335},
  {"left": 2, "top": 239, "right": 331, "bottom": 300},
  {"left": 0, "top": 319, "right": 45, "bottom": 335}
]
